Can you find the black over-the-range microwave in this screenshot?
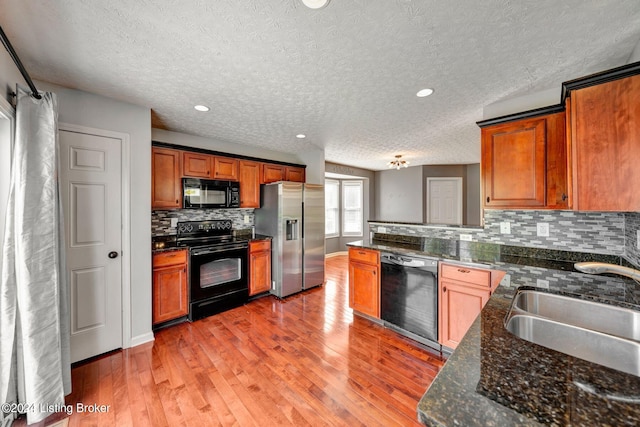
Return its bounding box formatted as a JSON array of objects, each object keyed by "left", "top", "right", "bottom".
[{"left": 183, "top": 178, "right": 240, "bottom": 209}]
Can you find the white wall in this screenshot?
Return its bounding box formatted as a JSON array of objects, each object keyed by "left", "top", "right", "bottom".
[{"left": 36, "top": 80, "right": 153, "bottom": 344}]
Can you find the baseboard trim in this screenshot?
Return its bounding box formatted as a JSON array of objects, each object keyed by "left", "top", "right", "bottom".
[
  {"left": 129, "top": 331, "right": 155, "bottom": 348},
  {"left": 326, "top": 251, "right": 348, "bottom": 258}
]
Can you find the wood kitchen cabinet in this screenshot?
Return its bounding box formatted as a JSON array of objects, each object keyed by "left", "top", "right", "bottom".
[
  {"left": 153, "top": 249, "right": 188, "bottom": 325},
  {"left": 348, "top": 247, "right": 380, "bottom": 318},
  {"left": 239, "top": 160, "right": 261, "bottom": 208},
  {"left": 565, "top": 73, "right": 640, "bottom": 211},
  {"left": 438, "top": 263, "right": 496, "bottom": 349},
  {"left": 249, "top": 239, "right": 271, "bottom": 296},
  {"left": 213, "top": 156, "right": 239, "bottom": 181},
  {"left": 479, "top": 110, "right": 568, "bottom": 209},
  {"left": 285, "top": 166, "right": 305, "bottom": 183},
  {"left": 182, "top": 151, "right": 211, "bottom": 178},
  {"left": 152, "top": 147, "right": 182, "bottom": 209},
  {"left": 262, "top": 163, "right": 286, "bottom": 184}
]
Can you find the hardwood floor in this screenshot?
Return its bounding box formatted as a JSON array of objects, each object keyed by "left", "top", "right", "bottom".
[{"left": 17, "top": 254, "right": 445, "bottom": 426}]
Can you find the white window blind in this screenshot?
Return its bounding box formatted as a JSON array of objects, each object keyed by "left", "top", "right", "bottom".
[
  {"left": 325, "top": 179, "right": 340, "bottom": 237},
  {"left": 342, "top": 180, "right": 363, "bottom": 237}
]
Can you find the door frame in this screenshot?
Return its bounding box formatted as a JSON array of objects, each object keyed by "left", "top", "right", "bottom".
[
  {"left": 59, "top": 122, "right": 132, "bottom": 349},
  {"left": 426, "top": 177, "right": 463, "bottom": 225}
]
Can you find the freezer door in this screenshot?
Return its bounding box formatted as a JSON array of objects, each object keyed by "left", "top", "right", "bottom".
[
  {"left": 303, "top": 184, "right": 325, "bottom": 289},
  {"left": 280, "top": 182, "right": 303, "bottom": 297}
]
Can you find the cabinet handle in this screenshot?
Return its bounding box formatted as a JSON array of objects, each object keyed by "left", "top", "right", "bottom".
[
  {"left": 166, "top": 254, "right": 177, "bottom": 258},
  {"left": 176, "top": 199, "right": 179, "bottom": 204},
  {"left": 358, "top": 251, "right": 366, "bottom": 255},
  {"left": 486, "top": 197, "right": 490, "bottom": 203},
  {"left": 562, "top": 193, "right": 568, "bottom": 201},
  {"left": 457, "top": 268, "right": 470, "bottom": 273},
  {"left": 443, "top": 287, "right": 447, "bottom": 293}
]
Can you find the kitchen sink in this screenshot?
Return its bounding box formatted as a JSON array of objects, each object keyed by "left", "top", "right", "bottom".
[{"left": 505, "top": 289, "right": 640, "bottom": 377}]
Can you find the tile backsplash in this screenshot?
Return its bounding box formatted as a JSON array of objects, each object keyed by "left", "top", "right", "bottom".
[
  {"left": 625, "top": 212, "right": 640, "bottom": 266},
  {"left": 370, "top": 210, "right": 627, "bottom": 257},
  {"left": 152, "top": 209, "right": 255, "bottom": 235}
]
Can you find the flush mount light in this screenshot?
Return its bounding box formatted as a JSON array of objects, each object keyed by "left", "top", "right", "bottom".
[
  {"left": 194, "top": 105, "right": 210, "bottom": 112},
  {"left": 302, "top": 0, "right": 331, "bottom": 9},
  {"left": 416, "top": 88, "right": 434, "bottom": 97},
  {"left": 388, "top": 155, "right": 409, "bottom": 170},
  {"left": 296, "top": 134, "right": 306, "bottom": 139}
]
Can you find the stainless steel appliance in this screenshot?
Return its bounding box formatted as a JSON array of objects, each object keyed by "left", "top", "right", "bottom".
[
  {"left": 175, "top": 220, "right": 248, "bottom": 320},
  {"left": 380, "top": 252, "right": 440, "bottom": 350},
  {"left": 255, "top": 182, "right": 325, "bottom": 298},
  {"left": 183, "top": 178, "right": 240, "bottom": 209}
]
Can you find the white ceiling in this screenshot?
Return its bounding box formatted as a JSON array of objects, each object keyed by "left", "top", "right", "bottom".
[{"left": 2, "top": 0, "right": 640, "bottom": 170}]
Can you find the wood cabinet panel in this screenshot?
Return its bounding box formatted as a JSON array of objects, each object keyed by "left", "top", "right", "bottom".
[
  {"left": 440, "top": 264, "right": 491, "bottom": 287},
  {"left": 152, "top": 249, "right": 188, "bottom": 325},
  {"left": 152, "top": 147, "right": 182, "bottom": 209},
  {"left": 569, "top": 74, "right": 640, "bottom": 211},
  {"left": 439, "top": 279, "right": 489, "bottom": 349},
  {"left": 348, "top": 247, "right": 380, "bottom": 318},
  {"left": 182, "top": 152, "right": 211, "bottom": 178},
  {"left": 249, "top": 240, "right": 271, "bottom": 296},
  {"left": 285, "top": 166, "right": 305, "bottom": 183},
  {"left": 213, "top": 156, "right": 239, "bottom": 181},
  {"left": 239, "top": 160, "right": 261, "bottom": 208},
  {"left": 262, "top": 163, "right": 285, "bottom": 184}
]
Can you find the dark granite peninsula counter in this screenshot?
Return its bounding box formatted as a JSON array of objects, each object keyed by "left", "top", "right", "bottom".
[{"left": 347, "top": 235, "right": 640, "bottom": 426}]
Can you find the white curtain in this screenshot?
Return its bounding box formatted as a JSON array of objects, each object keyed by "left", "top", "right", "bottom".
[{"left": 0, "top": 88, "right": 71, "bottom": 425}]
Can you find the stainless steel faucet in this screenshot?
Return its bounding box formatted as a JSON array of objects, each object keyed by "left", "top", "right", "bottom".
[{"left": 574, "top": 262, "right": 640, "bottom": 282}]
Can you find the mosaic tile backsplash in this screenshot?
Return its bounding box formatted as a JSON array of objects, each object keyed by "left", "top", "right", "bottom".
[
  {"left": 370, "top": 210, "right": 628, "bottom": 258},
  {"left": 625, "top": 212, "right": 640, "bottom": 266},
  {"left": 152, "top": 209, "right": 255, "bottom": 235}
]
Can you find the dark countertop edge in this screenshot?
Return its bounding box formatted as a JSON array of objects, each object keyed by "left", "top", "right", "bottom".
[
  {"left": 368, "top": 220, "right": 483, "bottom": 230},
  {"left": 152, "top": 234, "right": 272, "bottom": 253}
]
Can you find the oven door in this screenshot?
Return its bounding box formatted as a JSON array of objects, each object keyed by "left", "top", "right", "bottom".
[{"left": 190, "top": 244, "right": 248, "bottom": 303}]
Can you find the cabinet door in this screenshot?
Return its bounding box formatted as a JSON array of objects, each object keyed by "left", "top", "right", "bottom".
[
  {"left": 249, "top": 247, "right": 271, "bottom": 296},
  {"left": 262, "top": 163, "right": 285, "bottom": 184},
  {"left": 482, "top": 118, "right": 546, "bottom": 208},
  {"left": 213, "top": 156, "right": 239, "bottom": 181},
  {"left": 152, "top": 147, "right": 181, "bottom": 209},
  {"left": 348, "top": 261, "right": 380, "bottom": 318},
  {"left": 183, "top": 152, "right": 211, "bottom": 178},
  {"left": 570, "top": 74, "right": 640, "bottom": 211},
  {"left": 153, "top": 264, "right": 188, "bottom": 324},
  {"left": 285, "top": 166, "right": 305, "bottom": 183},
  {"left": 439, "top": 279, "right": 489, "bottom": 349},
  {"left": 239, "top": 160, "right": 261, "bottom": 208}
]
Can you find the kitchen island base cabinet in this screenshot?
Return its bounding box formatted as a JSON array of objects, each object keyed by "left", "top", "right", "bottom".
[
  {"left": 249, "top": 240, "right": 271, "bottom": 296},
  {"left": 348, "top": 247, "right": 380, "bottom": 318},
  {"left": 153, "top": 250, "right": 188, "bottom": 325}
]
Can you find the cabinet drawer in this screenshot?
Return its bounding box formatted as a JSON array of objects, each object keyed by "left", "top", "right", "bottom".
[
  {"left": 153, "top": 249, "right": 187, "bottom": 268},
  {"left": 349, "top": 247, "right": 379, "bottom": 265},
  {"left": 440, "top": 263, "right": 491, "bottom": 287},
  {"left": 250, "top": 240, "right": 271, "bottom": 252}
]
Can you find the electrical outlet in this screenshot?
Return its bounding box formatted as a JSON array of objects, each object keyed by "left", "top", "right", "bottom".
[
  {"left": 536, "top": 279, "right": 550, "bottom": 289},
  {"left": 537, "top": 222, "right": 550, "bottom": 237},
  {"left": 459, "top": 234, "right": 473, "bottom": 241},
  {"left": 378, "top": 226, "right": 387, "bottom": 233},
  {"left": 170, "top": 218, "right": 179, "bottom": 228},
  {"left": 500, "top": 222, "right": 511, "bottom": 234},
  {"left": 637, "top": 230, "right": 640, "bottom": 248},
  {"left": 244, "top": 215, "right": 250, "bottom": 224},
  {"left": 502, "top": 274, "right": 511, "bottom": 287}
]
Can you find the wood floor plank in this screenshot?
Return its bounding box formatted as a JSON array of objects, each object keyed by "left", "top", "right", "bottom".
[{"left": 14, "top": 255, "right": 445, "bottom": 427}]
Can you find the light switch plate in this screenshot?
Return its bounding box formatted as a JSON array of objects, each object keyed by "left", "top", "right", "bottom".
[
  {"left": 170, "top": 218, "right": 179, "bottom": 228},
  {"left": 502, "top": 274, "right": 511, "bottom": 287},
  {"left": 537, "top": 222, "right": 550, "bottom": 237},
  {"left": 500, "top": 222, "right": 511, "bottom": 234},
  {"left": 244, "top": 215, "right": 250, "bottom": 224},
  {"left": 378, "top": 226, "right": 387, "bottom": 233},
  {"left": 536, "top": 279, "right": 550, "bottom": 289},
  {"left": 459, "top": 234, "right": 473, "bottom": 241}
]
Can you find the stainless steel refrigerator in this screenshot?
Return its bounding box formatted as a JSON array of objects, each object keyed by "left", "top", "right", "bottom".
[{"left": 255, "top": 182, "right": 325, "bottom": 298}]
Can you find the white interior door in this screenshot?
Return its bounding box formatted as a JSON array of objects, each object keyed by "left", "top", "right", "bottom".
[
  {"left": 59, "top": 129, "right": 122, "bottom": 363},
  {"left": 427, "top": 177, "right": 462, "bottom": 225}
]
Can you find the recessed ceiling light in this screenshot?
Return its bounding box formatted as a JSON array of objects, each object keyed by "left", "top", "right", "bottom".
[
  {"left": 416, "top": 88, "right": 434, "bottom": 97},
  {"left": 194, "top": 105, "right": 210, "bottom": 112},
  {"left": 296, "top": 134, "right": 306, "bottom": 139},
  {"left": 301, "top": 0, "right": 330, "bottom": 9}
]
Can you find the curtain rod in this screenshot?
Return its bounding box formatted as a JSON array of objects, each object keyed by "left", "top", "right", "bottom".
[{"left": 0, "top": 25, "right": 41, "bottom": 100}]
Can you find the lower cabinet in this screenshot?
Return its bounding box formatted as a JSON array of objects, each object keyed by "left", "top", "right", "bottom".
[
  {"left": 152, "top": 249, "right": 188, "bottom": 325},
  {"left": 438, "top": 263, "right": 496, "bottom": 349},
  {"left": 249, "top": 239, "right": 271, "bottom": 296},
  {"left": 348, "top": 247, "right": 380, "bottom": 318}
]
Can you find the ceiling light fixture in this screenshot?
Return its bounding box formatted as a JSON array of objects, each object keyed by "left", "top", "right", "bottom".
[
  {"left": 296, "top": 134, "right": 306, "bottom": 139},
  {"left": 194, "top": 105, "right": 210, "bottom": 112},
  {"left": 388, "top": 155, "right": 409, "bottom": 170},
  {"left": 301, "top": 0, "right": 331, "bottom": 9},
  {"left": 416, "top": 88, "right": 434, "bottom": 97}
]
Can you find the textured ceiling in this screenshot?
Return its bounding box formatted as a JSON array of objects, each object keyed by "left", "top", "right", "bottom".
[{"left": 1, "top": 0, "right": 640, "bottom": 170}]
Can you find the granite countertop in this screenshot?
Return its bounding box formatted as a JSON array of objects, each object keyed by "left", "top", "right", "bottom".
[
  {"left": 152, "top": 233, "right": 272, "bottom": 253},
  {"left": 347, "top": 236, "right": 640, "bottom": 426}
]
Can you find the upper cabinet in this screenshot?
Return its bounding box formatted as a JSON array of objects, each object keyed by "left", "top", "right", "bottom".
[
  {"left": 152, "top": 147, "right": 182, "bottom": 209},
  {"left": 262, "top": 163, "right": 285, "bottom": 184},
  {"left": 183, "top": 152, "right": 211, "bottom": 178},
  {"left": 565, "top": 72, "right": 640, "bottom": 212},
  {"left": 213, "top": 156, "right": 239, "bottom": 181},
  {"left": 479, "top": 110, "right": 568, "bottom": 209},
  {"left": 239, "top": 160, "right": 261, "bottom": 208},
  {"left": 285, "top": 166, "right": 305, "bottom": 183}
]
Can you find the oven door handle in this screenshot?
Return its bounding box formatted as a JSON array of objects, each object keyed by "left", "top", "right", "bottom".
[{"left": 191, "top": 244, "right": 248, "bottom": 256}]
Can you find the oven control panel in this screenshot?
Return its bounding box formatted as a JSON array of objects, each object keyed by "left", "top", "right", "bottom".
[{"left": 177, "top": 220, "right": 233, "bottom": 237}]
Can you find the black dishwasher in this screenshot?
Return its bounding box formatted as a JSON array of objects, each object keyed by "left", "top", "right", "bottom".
[{"left": 380, "top": 252, "right": 439, "bottom": 349}]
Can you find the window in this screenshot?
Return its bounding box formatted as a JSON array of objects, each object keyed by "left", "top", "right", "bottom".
[
  {"left": 342, "top": 180, "right": 363, "bottom": 237},
  {"left": 325, "top": 179, "right": 339, "bottom": 237}
]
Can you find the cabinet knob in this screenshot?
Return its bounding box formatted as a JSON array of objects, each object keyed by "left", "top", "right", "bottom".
[
  {"left": 373, "top": 271, "right": 376, "bottom": 275},
  {"left": 443, "top": 287, "right": 447, "bottom": 293},
  {"left": 486, "top": 197, "right": 490, "bottom": 203},
  {"left": 562, "top": 193, "right": 568, "bottom": 201}
]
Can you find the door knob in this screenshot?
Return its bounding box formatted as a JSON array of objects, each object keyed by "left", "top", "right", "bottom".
[{"left": 108, "top": 251, "right": 119, "bottom": 259}]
